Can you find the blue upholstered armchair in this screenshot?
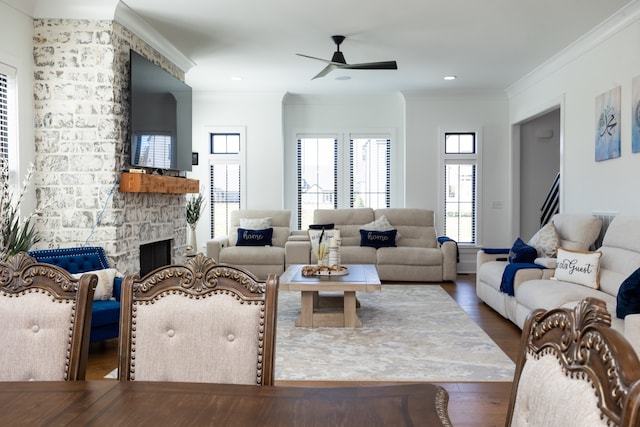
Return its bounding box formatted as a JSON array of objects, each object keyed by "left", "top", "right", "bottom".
[{"left": 28, "top": 247, "right": 121, "bottom": 343}]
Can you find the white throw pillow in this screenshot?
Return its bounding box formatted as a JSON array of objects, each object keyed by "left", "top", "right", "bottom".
[
  {"left": 72, "top": 268, "right": 118, "bottom": 300},
  {"left": 239, "top": 217, "right": 272, "bottom": 230},
  {"left": 528, "top": 222, "right": 559, "bottom": 258},
  {"left": 553, "top": 248, "right": 602, "bottom": 289},
  {"left": 362, "top": 215, "right": 395, "bottom": 231}
]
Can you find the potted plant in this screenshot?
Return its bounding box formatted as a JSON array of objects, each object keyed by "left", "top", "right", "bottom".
[
  {"left": 185, "top": 192, "right": 206, "bottom": 255},
  {"left": 0, "top": 161, "right": 40, "bottom": 261}
]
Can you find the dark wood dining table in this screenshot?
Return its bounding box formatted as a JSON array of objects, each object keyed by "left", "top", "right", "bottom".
[{"left": 0, "top": 381, "right": 451, "bottom": 426}]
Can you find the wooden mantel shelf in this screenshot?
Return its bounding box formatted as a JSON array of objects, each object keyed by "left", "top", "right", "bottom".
[{"left": 119, "top": 172, "right": 199, "bottom": 194}]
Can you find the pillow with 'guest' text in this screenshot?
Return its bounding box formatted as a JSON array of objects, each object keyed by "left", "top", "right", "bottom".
[{"left": 553, "top": 247, "right": 601, "bottom": 289}]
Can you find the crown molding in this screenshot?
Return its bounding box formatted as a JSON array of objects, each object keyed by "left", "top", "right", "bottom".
[
  {"left": 506, "top": 1, "right": 640, "bottom": 97},
  {"left": 28, "top": 1, "right": 195, "bottom": 72},
  {"left": 32, "top": 0, "right": 120, "bottom": 20},
  {"left": 114, "top": 2, "right": 195, "bottom": 72}
]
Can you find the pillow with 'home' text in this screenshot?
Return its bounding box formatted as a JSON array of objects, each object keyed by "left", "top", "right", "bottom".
[
  {"left": 236, "top": 227, "right": 273, "bottom": 246},
  {"left": 360, "top": 229, "right": 397, "bottom": 249},
  {"left": 553, "top": 247, "right": 601, "bottom": 289}
]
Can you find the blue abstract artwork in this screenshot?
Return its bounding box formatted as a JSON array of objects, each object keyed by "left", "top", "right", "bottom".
[{"left": 595, "top": 86, "right": 621, "bottom": 162}]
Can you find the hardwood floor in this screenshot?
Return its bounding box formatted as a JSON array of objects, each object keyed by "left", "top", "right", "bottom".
[{"left": 86, "top": 273, "right": 521, "bottom": 426}]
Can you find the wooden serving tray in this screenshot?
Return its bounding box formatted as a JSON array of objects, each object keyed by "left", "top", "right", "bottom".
[{"left": 301, "top": 265, "right": 349, "bottom": 277}]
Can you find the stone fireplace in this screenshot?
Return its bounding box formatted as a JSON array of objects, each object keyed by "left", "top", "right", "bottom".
[{"left": 31, "top": 19, "right": 189, "bottom": 275}]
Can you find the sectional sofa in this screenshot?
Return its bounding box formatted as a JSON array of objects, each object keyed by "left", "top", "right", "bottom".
[{"left": 477, "top": 215, "right": 640, "bottom": 355}]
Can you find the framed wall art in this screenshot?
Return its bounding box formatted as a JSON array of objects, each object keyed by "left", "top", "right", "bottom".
[
  {"left": 595, "top": 86, "right": 621, "bottom": 162},
  {"left": 633, "top": 75, "right": 640, "bottom": 153}
]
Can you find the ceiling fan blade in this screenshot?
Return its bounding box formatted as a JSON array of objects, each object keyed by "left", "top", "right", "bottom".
[
  {"left": 296, "top": 53, "right": 343, "bottom": 66},
  {"left": 296, "top": 53, "right": 331, "bottom": 64},
  {"left": 312, "top": 64, "right": 336, "bottom": 80},
  {"left": 341, "top": 61, "right": 398, "bottom": 70}
]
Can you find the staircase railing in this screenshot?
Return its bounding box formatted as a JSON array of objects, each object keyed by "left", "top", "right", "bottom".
[{"left": 540, "top": 173, "right": 560, "bottom": 226}]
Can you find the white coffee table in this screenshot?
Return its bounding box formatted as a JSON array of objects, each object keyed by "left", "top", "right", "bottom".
[{"left": 279, "top": 264, "right": 381, "bottom": 327}]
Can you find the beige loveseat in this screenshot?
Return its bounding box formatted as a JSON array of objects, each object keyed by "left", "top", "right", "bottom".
[
  {"left": 206, "top": 210, "right": 291, "bottom": 280},
  {"left": 286, "top": 208, "right": 457, "bottom": 282},
  {"left": 478, "top": 215, "right": 640, "bottom": 355}
]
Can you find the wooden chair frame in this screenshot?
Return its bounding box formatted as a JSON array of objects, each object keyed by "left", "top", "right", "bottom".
[
  {"left": 118, "top": 253, "right": 278, "bottom": 385},
  {"left": 506, "top": 297, "right": 640, "bottom": 426},
  {"left": 0, "top": 252, "right": 97, "bottom": 381}
]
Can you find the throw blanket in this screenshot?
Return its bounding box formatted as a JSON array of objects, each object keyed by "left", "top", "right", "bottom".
[{"left": 500, "top": 263, "right": 546, "bottom": 296}]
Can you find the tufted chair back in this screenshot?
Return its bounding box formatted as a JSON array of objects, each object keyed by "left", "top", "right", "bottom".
[
  {"left": 0, "top": 252, "right": 97, "bottom": 381},
  {"left": 506, "top": 298, "right": 640, "bottom": 427},
  {"left": 118, "top": 253, "right": 278, "bottom": 385}
]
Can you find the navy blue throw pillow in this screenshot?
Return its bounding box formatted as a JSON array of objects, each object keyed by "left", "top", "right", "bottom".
[
  {"left": 359, "top": 229, "right": 397, "bottom": 249},
  {"left": 236, "top": 228, "right": 273, "bottom": 246},
  {"left": 617, "top": 267, "right": 640, "bottom": 319},
  {"left": 508, "top": 238, "right": 537, "bottom": 264}
]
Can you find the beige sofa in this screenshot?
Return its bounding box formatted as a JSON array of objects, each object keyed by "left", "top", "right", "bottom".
[
  {"left": 476, "top": 214, "right": 602, "bottom": 322},
  {"left": 286, "top": 208, "right": 457, "bottom": 282},
  {"left": 206, "top": 210, "right": 291, "bottom": 280},
  {"left": 478, "top": 215, "right": 640, "bottom": 355}
]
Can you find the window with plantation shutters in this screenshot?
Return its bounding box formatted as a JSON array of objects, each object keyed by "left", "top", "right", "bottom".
[
  {"left": 296, "top": 134, "right": 391, "bottom": 229},
  {"left": 443, "top": 132, "right": 478, "bottom": 244},
  {"left": 297, "top": 137, "right": 338, "bottom": 229},
  {"left": 350, "top": 137, "right": 390, "bottom": 208},
  {"left": 0, "top": 65, "right": 10, "bottom": 166},
  {"left": 209, "top": 132, "right": 242, "bottom": 238}
]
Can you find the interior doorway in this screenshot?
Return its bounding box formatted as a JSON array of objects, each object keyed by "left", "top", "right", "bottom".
[{"left": 519, "top": 108, "right": 561, "bottom": 240}]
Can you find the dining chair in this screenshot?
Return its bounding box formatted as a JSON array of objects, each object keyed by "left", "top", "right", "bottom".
[
  {"left": 506, "top": 297, "right": 640, "bottom": 427},
  {"left": 118, "top": 253, "right": 278, "bottom": 385},
  {"left": 0, "top": 252, "right": 97, "bottom": 381}
]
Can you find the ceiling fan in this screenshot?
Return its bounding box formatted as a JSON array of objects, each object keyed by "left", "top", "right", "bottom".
[{"left": 297, "top": 35, "right": 398, "bottom": 80}]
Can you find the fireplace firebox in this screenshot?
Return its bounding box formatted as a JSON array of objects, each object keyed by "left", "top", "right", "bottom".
[{"left": 140, "top": 239, "right": 172, "bottom": 276}]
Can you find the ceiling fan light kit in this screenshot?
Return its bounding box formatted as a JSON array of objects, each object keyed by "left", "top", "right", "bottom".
[{"left": 297, "top": 35, "right": 398, "bottom": 80}]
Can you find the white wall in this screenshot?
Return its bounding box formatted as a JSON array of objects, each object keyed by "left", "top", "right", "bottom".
[
  {"left": 0, "top": 2, "right": 35, "bottom": 214},
  {"left": 189, "top": 91, "right": 285, "bottom": 243},
  {"left": 508, "top": 4, "right": 640, "bottom": 217},
  {"left": 404, "top": 93, "right": 511, "bottom": 248}
]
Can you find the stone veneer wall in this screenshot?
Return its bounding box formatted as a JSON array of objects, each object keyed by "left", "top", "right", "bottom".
[{"left": 32, "top": 19, "right": 188, "bottom": 274}]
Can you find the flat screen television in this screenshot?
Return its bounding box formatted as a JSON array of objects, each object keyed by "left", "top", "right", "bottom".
[{"left": 129, "top": 50, "right": 192, "bottom": 172}]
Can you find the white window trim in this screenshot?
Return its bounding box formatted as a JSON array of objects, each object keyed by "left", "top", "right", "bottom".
[{"left": 438, "top": 128, "right": 483, "bottom": 247}]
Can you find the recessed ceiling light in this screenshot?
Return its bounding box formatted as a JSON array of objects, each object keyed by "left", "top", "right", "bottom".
[
  {"left": 231, "top": 76, "right": 242, "bottom": 81},
  {"left": 444, "top": 75, "right": 457, "bottom": 81},
  {"left": 335, "top": 76, "right": 351, "bottom": 81}
]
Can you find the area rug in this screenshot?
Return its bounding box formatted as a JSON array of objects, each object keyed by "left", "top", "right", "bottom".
[{"left": 275, "top": 285, "right": 515, "bottom": 382}]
